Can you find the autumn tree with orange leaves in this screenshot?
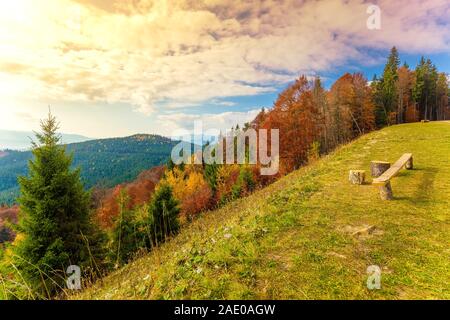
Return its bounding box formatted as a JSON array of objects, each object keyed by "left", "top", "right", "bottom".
[{"left": 259, "top": 76, "right": 322, "bottom": 173}]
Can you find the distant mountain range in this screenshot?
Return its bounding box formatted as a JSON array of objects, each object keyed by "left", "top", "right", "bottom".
[
  {"left": 0, "top": 129, "right": 92, "bottom": 151},
  {"left": 0, "top": 134, "right": 180, "bottom": 205}
]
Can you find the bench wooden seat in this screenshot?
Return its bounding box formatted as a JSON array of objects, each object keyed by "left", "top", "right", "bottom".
[{"left": 372, "top": 153, "right": 413, "bottom": 200}]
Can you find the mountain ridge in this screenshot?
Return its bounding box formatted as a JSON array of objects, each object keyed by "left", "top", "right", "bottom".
[
  {"left": 0, "top": 133, "right": 180, "bottom": 205},
  {"left": 0, "top": 129, "right": 92, "bottom": 151}
]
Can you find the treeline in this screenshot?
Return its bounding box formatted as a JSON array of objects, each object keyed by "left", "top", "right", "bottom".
[
  {"left": 372, "top": 47, "right": 449, "bottom": 125},
  {"left": 254, "top": 47, "right": 449, "bottom": 173}
]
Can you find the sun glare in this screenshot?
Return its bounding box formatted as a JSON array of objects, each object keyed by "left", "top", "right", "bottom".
[{"left": 0, "top": 0, "right": 31, "bottom": 22}]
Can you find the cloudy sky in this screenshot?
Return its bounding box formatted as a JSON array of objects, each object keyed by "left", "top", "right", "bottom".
[{"left": 0, "top": 0, "right": 449, "bottom": 138}]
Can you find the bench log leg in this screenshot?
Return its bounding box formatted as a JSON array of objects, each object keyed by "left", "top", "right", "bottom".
[
  {"left": 371, "top": 161, "right": 391, "bottom": 178},
  {"left": 379, "top": 181, "right": 393, "bottom": 200},
  {"left": 406, "top": 157, "right": 413, "bottom": 170},
  {"left": 349, "top": 170, "right": 366, "bottom": 185}
]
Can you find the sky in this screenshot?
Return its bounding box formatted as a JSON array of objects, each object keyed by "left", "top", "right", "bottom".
[{"left": 0, "top": 0, "right": 449, "bottom": 139}]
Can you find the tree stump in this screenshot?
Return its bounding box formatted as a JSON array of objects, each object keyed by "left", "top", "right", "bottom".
[
  {"left": 349, "top": 170, "right": 366, "bottom": 185},
  {"left": 371, "top": 161, "right": 390, "bottom": 178},
  {"left": 379, "top": 181, "right": 393, "bottom": 200},
  {"left": 406, "top": 157, "right": 413, "bottom": 170}
]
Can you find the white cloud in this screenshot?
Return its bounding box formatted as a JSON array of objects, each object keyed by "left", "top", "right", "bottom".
[
  {"left": 157, "top": 109, "right": 261, "bottom": 137},
  {"left": 0, "top": 0, "right": 449, "bottom": 121}
]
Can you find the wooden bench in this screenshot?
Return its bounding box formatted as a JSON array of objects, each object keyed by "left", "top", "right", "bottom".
[{"left": 372, "top": 153, "right": 413, "bottom": 200}]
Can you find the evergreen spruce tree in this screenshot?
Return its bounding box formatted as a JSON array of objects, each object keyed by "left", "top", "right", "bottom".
[
  {"left": 166, "top": 157, "right": 176, "bottom": 172},
  {"left": 10, "top": 112, "right": 105, "bottom": 298},
  {"left": 204, "top": 162, "right": 219, "bottom": 193},
  {"left": 147, "top": 183, "right": 180, "bottom": 246},
  {"left": 110, "top": 189, "right": 146, "bottom": 266},
  {"left": 436, "top": 73, "right": 449, "bottom": 120},
  {"left": 375, "top": 46, "right": 400, "bottom": 127},
  {"left": 203, "top": 141, "right": 219, "bottom": 194},
  {"left": 427, "top": 60, "right": 439, "bottom": 121},
  {"left": 413, "top": 57, "right": 426, "bottom": 119},
  {"left": 312, "top": 76, "right": 329, "bottom": 152},
  {"left": 413, "top": 57, "right": 439, "bottom": 120}
]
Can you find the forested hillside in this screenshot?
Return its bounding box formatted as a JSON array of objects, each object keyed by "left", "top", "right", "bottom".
[
  {"left": 0, "top": 134, "right": 179, "bottom": 205},
  {"left": 0, "top": 205, "right": 18, "bottom": 243}
]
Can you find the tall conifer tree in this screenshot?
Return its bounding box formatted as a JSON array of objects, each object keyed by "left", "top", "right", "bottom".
[
  {"left": 10, "top": 111, "right": 105, "bottom": 298},
  {"left": 374, "top": 46, "right": 400, "bottom": 126}
]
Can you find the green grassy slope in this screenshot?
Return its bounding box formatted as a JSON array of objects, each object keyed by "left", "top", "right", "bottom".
[{"left": 74, "top": 122, "right": 450, "bottom": 300}]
